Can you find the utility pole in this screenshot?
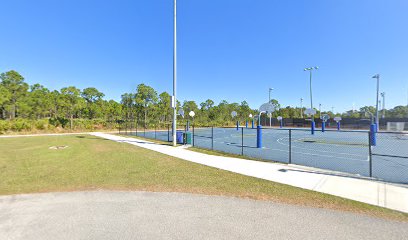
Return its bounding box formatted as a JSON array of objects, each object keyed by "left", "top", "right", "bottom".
[
  {"left": 300, "top": 98, "right": 303, "bottom": 118},
  {"left": 172, "top": 0, "right": 177, "bottom": 146}
]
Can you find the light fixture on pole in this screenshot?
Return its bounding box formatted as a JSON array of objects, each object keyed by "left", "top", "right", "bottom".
[
  {"left": 372, "top": 74, "right": 380, "bottom": 131},
  {"left": 304, "top": 66, "right": 319, "bottom": 134}
]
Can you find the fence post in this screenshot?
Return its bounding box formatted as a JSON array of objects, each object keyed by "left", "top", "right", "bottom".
[
  {"left": 289, "top": 129, "right": 292, "bottom": 164},
  {"left": 155, "top": 125, "right": 157, "bottom": 139},
  {"left": 132, "top": 120, "right": 134, "bottom": 135},
  {"left": 368, "top": 131, "right": 373, "bottom": 177},
  {"left": 211, "top": 126, "right": 214, "bottom": 150},
  {"left": 136, "top": 118, "right": 138, "bottom": 136},
  {"left": 192, "top": 124, "right": 195, "bottom": 147},
  {"left": 370, "top": 124, "right": 377, "bottom": 146},
  {"left": 144, "top": 125, "right": 146, "bottom": 137},
  {"left": 167, "top": 124, "right": 170, "bottom": 142},
  {"left": 241, "top": 127, "right": 244, "bottom": 155}
]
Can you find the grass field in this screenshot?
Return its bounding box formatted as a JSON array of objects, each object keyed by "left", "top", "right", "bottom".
[{"left": 1, "top": 134, "right": 407, "bottom": 221}]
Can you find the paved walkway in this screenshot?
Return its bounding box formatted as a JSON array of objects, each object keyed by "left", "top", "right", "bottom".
[
  {"left": 1, "top": 191, "right": 407, "bottom": 240},
  {"left": 91, "top": 132, "right": 408, "bottom": 213}
]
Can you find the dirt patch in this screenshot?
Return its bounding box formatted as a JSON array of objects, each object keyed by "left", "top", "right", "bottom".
[{"left": 49, "top": 146, "right": 69, "bottom": 150}]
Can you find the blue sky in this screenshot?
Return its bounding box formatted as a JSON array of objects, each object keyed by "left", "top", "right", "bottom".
[{"left": 1, "top": 0, "right": 407, "bottom": 113}]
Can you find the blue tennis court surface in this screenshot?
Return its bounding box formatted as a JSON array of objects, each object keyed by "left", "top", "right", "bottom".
[
  {"left": 192, "top": 127, "right": 408, "bottom": 184},
  {"left": 121, "top": 127, "right": 408, "bottom": 184}
]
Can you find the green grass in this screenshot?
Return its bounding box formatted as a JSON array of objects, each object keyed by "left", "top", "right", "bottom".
[{"left": 1, "top": 134, "right": 407, "bottom": 221}]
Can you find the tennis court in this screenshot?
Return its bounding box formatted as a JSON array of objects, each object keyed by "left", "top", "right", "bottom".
[
  {"left": 192, "top": 127, "right": 408, "bottom": 184},
  {"left": 120, "top": 126, "right": 408, "bottom": 184}
]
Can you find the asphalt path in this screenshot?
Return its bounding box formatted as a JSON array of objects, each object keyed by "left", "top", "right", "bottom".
[{"left": 1, "top": 191, "right": 407, "bottom": 240}]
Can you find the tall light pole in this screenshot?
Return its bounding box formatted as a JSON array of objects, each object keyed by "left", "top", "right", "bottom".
[
  {"left": 319, "top": 103, "right": 322, "bottom": 119},
  {"left": 172, "top": 0, "right": 177, "bottom": 146},
  {"left": 269, "top": 88, "right": 273, "bottom": 127},
  {"left": 268, "top": 88, "right": 273, "bottom": 103},
  {"left": 381, "top": 92, "right": 385, "bottom": 118},
  {"left": 304, "top": 66, "right": 319, "bottom": 122},
  {"left": 372, "top": 74, "right": 380, "bottom": 131},
  {"left": 300, "top": 98, "right": 303, "bottom": 118}
]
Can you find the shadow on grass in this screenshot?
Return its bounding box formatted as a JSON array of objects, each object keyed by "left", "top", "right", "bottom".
[{"left": 75, "top": 136, "right": 110, "bottom": 141}]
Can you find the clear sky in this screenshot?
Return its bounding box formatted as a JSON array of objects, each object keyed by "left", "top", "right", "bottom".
[{"left": 1, "top": 0, "right": 407, "bottom": 113}]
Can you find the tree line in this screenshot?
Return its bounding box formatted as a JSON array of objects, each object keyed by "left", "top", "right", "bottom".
[{"left": 1, "top": 70, "right": 407, "bottom": 131}]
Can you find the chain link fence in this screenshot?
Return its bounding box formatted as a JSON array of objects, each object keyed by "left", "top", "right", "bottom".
[{"left": 118, "top": 121, "right": 408, "bottom": 184}]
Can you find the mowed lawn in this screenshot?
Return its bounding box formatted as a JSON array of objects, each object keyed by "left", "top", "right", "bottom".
[{"left": 0, "top": 134, "right": 407, "bottom": 221}]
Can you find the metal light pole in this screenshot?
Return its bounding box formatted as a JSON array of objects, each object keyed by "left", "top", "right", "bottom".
[
  {"left": 300, "top": 98, "right": 303, "bottom": 118},
  {"left": 381, "top": 92, "right": 385, "bottom": 118},
  {"left": 319, "top": 103, "right": 322, "bottom": 119},
  {"left": 269, "top": 88, "right": 273, "bottom": 127},
  {"left": 172, "top": 0, "right": 177, "bottom": 146},
  {"left": 304, "top": 67, "right": 319, "bottom": 122},
  {"left": 372, "top": 74, "right": 380, "bottom": 131}
]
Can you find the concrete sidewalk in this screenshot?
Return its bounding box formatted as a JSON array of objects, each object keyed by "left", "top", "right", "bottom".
[{"left": 91, "top": 132, "right": 408, "bottom": 213}]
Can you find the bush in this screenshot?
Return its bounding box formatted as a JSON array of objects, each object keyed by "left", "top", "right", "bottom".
[
  {"left": 0, "top": 120, "right": 11, "bottom": 133},
  {"left": 49, "top": 117, "right": 69, "bottom": 128},
  {"left": 11, "top": 119, "right": 32, "bottom": 132},
  {"left": 0, "top": 118, "right": 116, "bottom": 134}
]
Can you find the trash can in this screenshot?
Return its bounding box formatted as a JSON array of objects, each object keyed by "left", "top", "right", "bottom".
[
  {"left": 176, "top": 131, "right": 184, "bottom": 144},
  {"left": 184, "top": 132, "right": 192, "bottom": 145}
]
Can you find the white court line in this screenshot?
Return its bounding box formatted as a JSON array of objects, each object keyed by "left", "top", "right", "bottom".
[
  {"left": 276, "top": 137, "right": 368, "bottom": 161},
  {"left": 195, "top": 133, "right": 368, "bottom": 162}
]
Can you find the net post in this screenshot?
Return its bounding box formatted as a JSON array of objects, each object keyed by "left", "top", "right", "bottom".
[
  {"left": 256, "top": 125, "right": 262, "bottom": 148},
  {"left": 289, "top": 129, "right": 292, "bottom": 164},
  {"left": 311, "top": 121, "right": 315, "bottom": 135}
]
